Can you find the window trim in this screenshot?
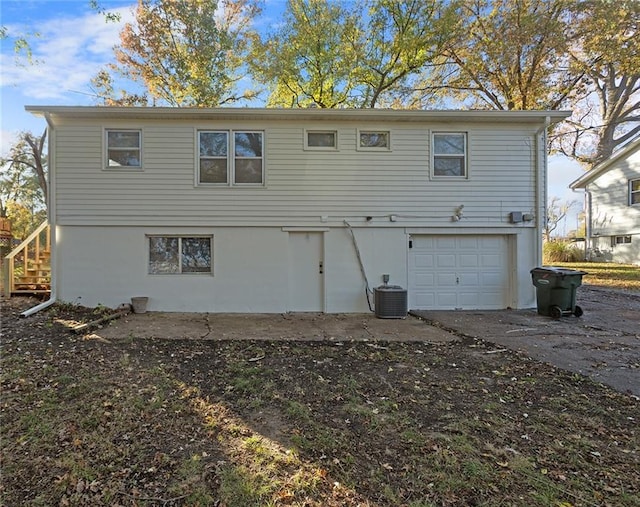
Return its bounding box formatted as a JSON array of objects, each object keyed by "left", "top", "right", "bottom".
[
  {"left": 357, "top": 129, "right": 391, "bottom": 151},
  {"left": 304, "top": 129, "right": 338, "bottom": 150},
  {"left": 197, "top": 130, "right": 264, "bottom": 187},
  {"left": 147, "top": 235, "right": 213, "bottom": 275},
  {"left": 104, "top": 128, "right": 142, "bottom": 170},
  {"left": 630, "top": 178, "right": 640, "bottom": 206},
  {"left": 431, "top": 131, "right": 468, "bottom": 179}
]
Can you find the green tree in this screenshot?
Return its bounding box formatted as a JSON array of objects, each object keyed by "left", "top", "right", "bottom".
[
  {"left": 412, "top": 0, "right": 582, "bottom": 110},
  {"left": 250, "top": 0, "right": 361, "bottom": 108},
  {"left": 101, "top": 0, "right": 259, "bottom": 106},
  {"left": 0, "top": 130, "right": 48, "bottom": 239},
  {"left": 553, "top": 0, "right": 640, "bottom": 167},
  {"left": 251, "top": 0, "right": 458, "bottom": 108}
]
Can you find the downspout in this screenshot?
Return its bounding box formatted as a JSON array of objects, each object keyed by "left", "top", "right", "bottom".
[
  {"left": 22, "top": 113, "right": 56, "bottom": 317},
  {"left": 535, "top": 116, "right": 551, "bottom": 267}
]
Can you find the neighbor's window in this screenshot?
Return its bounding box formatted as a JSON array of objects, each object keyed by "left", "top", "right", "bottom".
[
  {"left": 198, "top": 131, "right": 263, "bottom": 185},
  {"left": 106, "top": 130, "right": 141, "bottom": 168},
  {"left": 432, "top": 132, "right": 467, "bottom": 177},
  {"left": 630, "top": 179, "right": 640, "bottom": 205},
  {"left": 306, "top": 130, "right": 337, "bottom": 149},
  {"left": 612, "top": 235, "right": 632, "bottom": 246},
  {"left": 148, "top": 236, "right": 212, "bottom": 274},
  {"left": 359, "top": 130, "right": 390, "bottom": 150}
]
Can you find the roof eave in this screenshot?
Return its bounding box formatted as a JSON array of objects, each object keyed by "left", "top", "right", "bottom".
[{"left": 25, "top": 106, "right": 571, "bottom": 124}]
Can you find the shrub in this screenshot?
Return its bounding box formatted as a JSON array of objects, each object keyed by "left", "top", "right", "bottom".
[{"left": 543, "top": 241, "right": 584, "bottom": 263}]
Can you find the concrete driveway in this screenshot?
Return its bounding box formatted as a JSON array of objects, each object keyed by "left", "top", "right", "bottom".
[
  {"left": 98, "top": 286, "right": 639, "bottom": 397},
  {"left": 412, "top": 286, "right": 640, "bottom": 397}
]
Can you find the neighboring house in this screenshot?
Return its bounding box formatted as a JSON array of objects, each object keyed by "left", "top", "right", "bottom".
[
  {"left": 570, "top": 138, "right": 640, "bottom": 266},
  {"left": 26, "top": 106, "right": 568, "bottom": 313}
]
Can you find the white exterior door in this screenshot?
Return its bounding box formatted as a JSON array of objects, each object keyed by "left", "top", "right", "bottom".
[
  {"left": 288, "top": 232, "right": 324, "bottom": 312},
  {"left": 408, "top": 235, "right": 509, "bottom": 310}
]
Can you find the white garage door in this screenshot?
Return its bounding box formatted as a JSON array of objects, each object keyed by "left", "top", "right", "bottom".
[{"left": 408, "top": 235, "right": 510, "bottom": 310}]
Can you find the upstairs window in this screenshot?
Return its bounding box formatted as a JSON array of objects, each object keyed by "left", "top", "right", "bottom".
[
  {"left": 630, "top": 179, "right": 640, "bottom": 205},
  {"left": 305, "top": 130, "right": 337, "bottom": 150},
  {"left": 148, "top": 236, "right": 212, "bottom": 274},
  {"left": 432, "top": 132, "right": 467, "bottom": 178},
  {"left": 359, "top": 130, "right": 390, "bottom": 150},
  {"left": 106, "top": 130, "right": 141, "bottom": 168},
  {"left": 198, "top": 131, "right": 263, "bottom": 185}
]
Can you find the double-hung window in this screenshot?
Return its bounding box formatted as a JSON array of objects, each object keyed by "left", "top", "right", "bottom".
[
  {"left": 630, "top": 179, "right": 640, "bottom": 205},
  {"left": 106, "top": 129, "right": 141, "bottom": 168},
  {"left": 432, "top": 132, "right": 467, "bottom": 178},
  {"left": 198, "top": 131, "right": 264, "bottom": 185},
  {"left": 148, "top": 236, "right": 212, "bottom": 274}
]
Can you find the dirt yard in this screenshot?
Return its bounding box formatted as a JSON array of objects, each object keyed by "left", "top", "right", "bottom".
[{"left": 1, "top": 295, "right": 639, "bottom": 506}]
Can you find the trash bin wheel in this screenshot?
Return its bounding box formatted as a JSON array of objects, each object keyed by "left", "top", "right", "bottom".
[
  {"left": 550, "top": 305, "right": 563, "bottom": 319},
  {"left": 573, "top": 305, "right": 583, "bottom": 318}
]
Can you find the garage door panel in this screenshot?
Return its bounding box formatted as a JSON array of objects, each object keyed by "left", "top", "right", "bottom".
[{"left": 409, "top": 235, "right": 509, "bottom": 310}]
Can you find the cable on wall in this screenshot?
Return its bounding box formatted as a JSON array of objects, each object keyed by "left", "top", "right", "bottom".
[{"left": 343, "top": 220, "right": 374, "bottom": 312}]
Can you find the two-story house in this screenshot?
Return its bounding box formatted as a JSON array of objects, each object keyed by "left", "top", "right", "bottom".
[{"left": 25, "top": 106, "right": 568, "bottom": 313}]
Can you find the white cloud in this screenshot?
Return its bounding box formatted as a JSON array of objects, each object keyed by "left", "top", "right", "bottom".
[
  {"left": 0, "top": 6, "right": 135, "bottom": 101},
  {"left": 0, "top": 130, "right": 19, "bottom": 157}
]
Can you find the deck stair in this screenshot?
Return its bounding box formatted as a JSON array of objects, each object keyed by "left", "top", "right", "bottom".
[{"left": 2, "top": 221, "right": 51, "bottom": 296}]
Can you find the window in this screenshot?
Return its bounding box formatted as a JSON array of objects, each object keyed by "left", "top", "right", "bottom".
[
  {"left": 148, "top": 236, "right": 212, "bottom": 274},
  {"left": 198, "top": 131, "right": 263, "bottom": 185},
  {"left": 358, "top": 130, "right": 390, "bottom": 150},
  {"left": 106, "top": 130, "right": 141, "bottom": 168},
  {"left": 612, "top": 235, "right": 632, "bottom": 247},
  {"left": 432, "top": 132, "right": 467, "bottom": 177},
  {"left": 305, "top": 130, "right": 337, "bottom": 149},
  {"left": 630, "top": 179, "right": 640, "bottom": 205}
]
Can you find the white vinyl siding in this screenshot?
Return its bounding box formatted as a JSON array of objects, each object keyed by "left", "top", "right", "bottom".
[{"left": 53, "top": 120, "right": 538, "bottom": 227}]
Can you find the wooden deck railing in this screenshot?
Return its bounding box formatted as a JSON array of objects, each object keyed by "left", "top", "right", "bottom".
[{"left": 2, "top": 221, "right": 51, "bottom": 296}]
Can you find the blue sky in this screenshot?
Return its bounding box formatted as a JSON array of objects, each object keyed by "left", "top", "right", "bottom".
[{"left": 0, "top": 0, "right": 585, "bottom": 231}]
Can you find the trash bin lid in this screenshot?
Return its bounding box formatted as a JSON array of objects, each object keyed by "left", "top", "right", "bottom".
[{"left": 530, "top": 266, "right": 588, "bottom": 276}]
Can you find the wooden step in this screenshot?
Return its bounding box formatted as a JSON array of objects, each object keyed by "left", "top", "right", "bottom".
[{"left": 17, "top": 276, "right": 51, "bottom": 283}]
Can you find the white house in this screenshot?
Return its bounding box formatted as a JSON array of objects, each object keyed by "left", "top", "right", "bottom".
[
  {"left": 26, "top": 106, "right": 568, "bottom": 313},
  {"left": 570, "top": 138, "right": 640, "bottom": 265}
]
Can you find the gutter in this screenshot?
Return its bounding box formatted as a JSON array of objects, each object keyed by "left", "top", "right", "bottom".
[
  {"left": 21, "top": 113, "right": 56, "bottom": 317},
  {"left": 535, "top": 116, "right": 551, "bottom": 266}
]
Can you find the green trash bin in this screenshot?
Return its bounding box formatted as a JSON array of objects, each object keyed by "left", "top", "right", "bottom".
[{"left": 530, "top": 267, "right": 587, "bottom": 319}]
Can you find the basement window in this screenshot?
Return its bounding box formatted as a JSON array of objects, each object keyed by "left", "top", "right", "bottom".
[{"left": 148, "top": 236, "right": 212, "bottom": 274}]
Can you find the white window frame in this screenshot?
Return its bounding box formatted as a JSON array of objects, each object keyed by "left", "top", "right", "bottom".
[
  {"left": 147, "top": 235, "right": 213, "bottom": 275},
  {"left": 304, "top": 130, "right": 338, "bottom": 150},
  {"left": 357, "top": 130, "right": 391, "bottom": 151},
  {"left": 612, "top": 235, "right": 632, "bottom": 247},
  {"left": 197, "top": 130, "right": 264, "bottom": 186},
  {"left": 630, "top": 178, "right": 640, "bottom": 206},
  {"left": 431, "top": 132, "right": 468, "bottom": 179},
  {"left": 104, "top": 129, "right": 142, "bottom": 170}
]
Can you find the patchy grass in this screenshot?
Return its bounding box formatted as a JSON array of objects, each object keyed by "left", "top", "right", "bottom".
[
  {"left": 1, "top": 298, "right": 639, "bottom": 506},
  {"left": 549, "top": 262, "right": 640, "bottom": 292}
]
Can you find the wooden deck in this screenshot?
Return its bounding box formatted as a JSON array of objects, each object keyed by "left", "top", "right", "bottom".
[{"left": 2, "top": 221, "right": 51, "bottom": 296}]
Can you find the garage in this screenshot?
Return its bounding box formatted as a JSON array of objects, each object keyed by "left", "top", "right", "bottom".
[{"left": 408, "top": 235, "right": 510, "bottom": 310}]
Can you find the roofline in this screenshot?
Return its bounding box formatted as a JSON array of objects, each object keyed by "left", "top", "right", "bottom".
[
  {"left": 570, "top": 137, "right": 640, "bottom": 189},
  {"left": 25, "top": 105, "right": 570, "bottom": 124}
]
